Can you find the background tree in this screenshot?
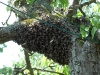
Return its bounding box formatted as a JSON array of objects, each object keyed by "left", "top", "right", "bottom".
[{"left": 0, "top": 0, "right": 100, "bottom": 75}]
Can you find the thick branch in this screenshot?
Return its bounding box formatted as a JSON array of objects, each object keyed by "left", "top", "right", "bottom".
[{"left": 0, "top": 22, "right": 21, "bottom": 44}]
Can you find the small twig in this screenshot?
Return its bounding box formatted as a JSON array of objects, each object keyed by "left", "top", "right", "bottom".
[
  {"left": 80, "top": 0, "right": 96, "bottom": 8},
  {"left": 12, "top": 67, "right": 64, "bottom": 75},
  {"left": 79, "top": 7, "right": 86, "bottom": 17},
  {"left": 79, "top": 0, "right": 96, "bottom": 17},
  {"left": 6, "top": 10, "right": 12, "bottom": 24},
  {"left": 67, "top": 0, "right": 96, "bottom": 18},
  {"left": 32, "top": 67, "right": 64, "bottom": 75},
  {"left": 43, "top": 65, "right": 55, "bottom": 70},
  {"left": 2, "top": 10, "right": 12, "bottom": 26}
]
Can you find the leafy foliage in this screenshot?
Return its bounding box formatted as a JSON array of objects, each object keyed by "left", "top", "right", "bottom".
[
  {"left": 12, "top": 52, "right": 70, "bottom": 75},
  {"left": 0, "top": 66, "right": 12, "bottom": 75},
  {"left": 51, "top": 0, "right": 68, "bottom": 8},
  {"left": 91, "top": 27, "right": 97, "bottom": 39},
  {"left": 80, "top": 25, "right": 90, "bottom": 38},
  {"left": 26, "top": 0, "right": 35, "bottom": 4},
  {"left": 90, "top": 16, "right": 100, "bottom": 39},
  {"left": 79, "top": 3, "right": 100, "bottom": 39}
]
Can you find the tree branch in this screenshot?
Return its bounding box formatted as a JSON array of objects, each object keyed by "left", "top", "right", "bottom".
[
  {"left": 67, "top": 0, "right": 79, "bottom": 18},
  {"left": 12, "top": 67, "right": 64, "bottom": 75},
  {"left": 80, "top": 0, "right": 96, "bottom": 8},
  {"left": 32, "top": 67, "right": 64, "bottom": 75},
  {"left": 2, "top": 10, "right": 12, "bottom": 26},
  {"left": 67, "top": 0, "right": 96, "bottom": 18},
  {"left": 0, "top": 22, "right": 21, "bottom": 44},
  {"left": 24, "top": 49, "right": 34, "bottom": 75}
]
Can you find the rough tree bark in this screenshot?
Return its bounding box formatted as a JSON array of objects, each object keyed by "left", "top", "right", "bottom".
[
  {"left": 0, "top": 0, "right": 100, "bottom": 75},
  {"left": 69, "top": 39, "right": 100, "bottom": 75},
  {"left": 67, "top": 0, "right": 100, "bottom": 74}
]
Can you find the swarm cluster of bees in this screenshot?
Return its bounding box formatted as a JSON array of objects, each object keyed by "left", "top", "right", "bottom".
[
  {"left": 8, "top": 0, "right": 90, "bottom": 65},
  {"left": 13, "top": 16, "right": 74, "bottom": 65}
]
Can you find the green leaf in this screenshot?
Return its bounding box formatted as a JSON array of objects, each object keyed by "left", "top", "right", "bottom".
[
  {"left": 59, "top": 0, "right": 68, "bottom": 7},
  {"left": 80, "top": 25, "right": 89, "bottom": 38},
  {"left": 94, "top": 4, "right": 98, "bottom": 12},
  {"left": 85, "top": 27, "right": 90, "bottom": 31},
  {"left": 58, "top": 4, "right": 63, "bottom": 8},
  {"left": 97, "top": 19, "right": 100, "bottom": 28},
  {"left": 98, "top": 7, "right": 100, "bottom": 13},
  {"left": 91, "top": 17, "right": 98, "bottom": 26},
  {"left": 63, "top": 65, "right": 70, "bottom": 75},
  {"left": 77, "top": 11, "right": 83, "bottom": 17},
  {"left": 91, "top": 27, "right": 97, "bottom": 39},
  {"left": 51, "top": 0, "right": 58, "bottom": 7},
  {"left": 6, "top": 6, "right": 11, "bottom": 12},
  {"left": 26, "top": 0, "right": 34, "bottom": 4},
  {"left": 97, "top": 3, "right": 100, "bottom": 13},
  {"left": 90, "top": 16, "right": 100, "bottom": 28}
]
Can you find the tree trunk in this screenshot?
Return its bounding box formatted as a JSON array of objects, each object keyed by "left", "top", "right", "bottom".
[
  {"left": 2, "top": 0, "right": 100, "bottom": 75},
  {"left": 69, "top": 39, "right": 100, "bottom": 75}
]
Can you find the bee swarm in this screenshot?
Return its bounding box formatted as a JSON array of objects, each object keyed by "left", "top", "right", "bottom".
[{"left": 13, "top": 17, "right": 73, "bottom": 65}]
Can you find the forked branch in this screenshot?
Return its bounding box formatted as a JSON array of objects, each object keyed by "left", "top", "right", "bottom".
[{"left": 67, "top": 0, "right": 96, "bottom": 18}]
